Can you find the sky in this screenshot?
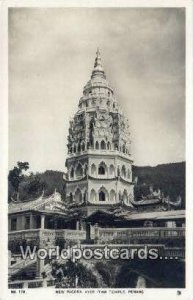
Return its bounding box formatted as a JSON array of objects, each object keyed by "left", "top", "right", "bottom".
[{"left": 9, "top": 8, "right": 185, "bottom": 173}]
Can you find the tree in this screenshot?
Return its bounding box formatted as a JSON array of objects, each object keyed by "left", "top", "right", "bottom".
[{"left": 8, "top": 161, "right": 29, "bottom": 201}]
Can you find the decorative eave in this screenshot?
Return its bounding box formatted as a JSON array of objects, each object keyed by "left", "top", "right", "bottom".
[
  {"left": 65, "top": 175, "right": 87, "bottom": 183},
  {"left": 130, "top": 198, "right": 162, "bottom": 207},
  {"left": 66, "top": 151, "right": 133, "bottom": 163},
  {"left": 8, "top": 191, "right": 65, "bottom": 215}
]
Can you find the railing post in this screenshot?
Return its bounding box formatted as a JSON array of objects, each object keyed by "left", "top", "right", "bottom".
[
  {"left": 42, "top": 278, "right": 47, "bottom": 287},
  {"left": 36, "top": 258, "right": 44, "bottom": 279},
  {"left": 23, "top": 281, "right": 28, "bottom": 288}
]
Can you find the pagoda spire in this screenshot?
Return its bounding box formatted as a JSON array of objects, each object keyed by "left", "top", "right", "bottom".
[{"left": 91, "top": 48, "right": 106, "bottom": 79}]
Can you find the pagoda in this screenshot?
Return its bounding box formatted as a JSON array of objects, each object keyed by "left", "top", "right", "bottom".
[{"left": 64, "top": 49, "right": 134, "bottom": 208}]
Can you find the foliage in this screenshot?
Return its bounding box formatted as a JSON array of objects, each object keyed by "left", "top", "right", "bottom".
[
  {"left": 8, "top": 161, "right": 29, "bottom": 201},
  {"left": 95, "top": 261, "right": 113, "bottom": 287},
  {"left": 51, "top": 260, "right": 98, "bottom": 288},
  {"left": 8, "top": 167, "right": 66, "bottom": 202}
]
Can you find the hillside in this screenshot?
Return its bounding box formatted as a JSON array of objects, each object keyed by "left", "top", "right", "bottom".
[
  {"left": 8, "top": 162, "right": 185, "bottom": 208},
  {"left": 133, "top": 162, "right": 185, "bottom": 208}
]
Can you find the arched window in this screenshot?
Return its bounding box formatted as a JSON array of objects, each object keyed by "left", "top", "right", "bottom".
[
  {"left": 70, "top": 168, "right": 74, "bottom": 178},
  {"left": 90, "top": 137, "right": 93, "bottom": 147},
  {"left": 127, "top": 168, "right": 131, "bottom": 179},
  {"left": 99, "top": 191, "right": 106, "bottom": 201},
  {"left": 119, "top": 192, "right": 122, "bottom": 202},
  {"left": 107, "top": 142, "right": 111, "bottom": 150},
  {"left": 99, "top": 187, "right": 108, "bottom": 202},
  {"left": 82, "top": 143, "right": 85, "bottom": 151},
  {"left": 117, "top": 166, "right": 120, "bottom": 177},
  {"left": 90, "top": 189, "right": 96, "bottom": 202},
  {"left": 113, "top": 102, "right": 116, "bottom": 109},
  {"left": 91, "top": 164, "right": 96, "bottom": 176},
  {"left": 114, "top": 144, "right": 118, "bottom": 150},
  {"left": 84, "top": 164, "right": 88, "bottom": 176},
  {"left": 98, "top": 166, "right": 105, "bottom": 175},
  {"left": 122, "top": 145, "right": 126, "bottom": 153},
  {"left": 121, "top": 165, "right": 126, "bottom": 178},
  {"left": 76, "top": 163, "right": 83, "bottom": 178},
  {"left": 75, "top": 189, "right": 82, "bottom": 203},
  {"left": 109, "top": 165, "right": 115, "bottom": 177},
  {"left": 98, "top": 162, "right": 106, "bottom": 175},
  {"left": 123, "top": 190, "right": 128, "bottom": 204},
  {"left": 78, "top": 143, "right": 81, "bottom": 152},
  {"left": 83, "top": 190, "right": 87, "bottom": 203},
  {"left": 73, "top": 145, "right": 76, "bottom": 153},
  {"left": 101, "top": 140, "right": 106, "bottom": 150},
  {"left": 95, "top": 141, "right": 99, "bottom": 150},
  {"left": 110, "top": 190, "right": 116, "bottom": 202}
]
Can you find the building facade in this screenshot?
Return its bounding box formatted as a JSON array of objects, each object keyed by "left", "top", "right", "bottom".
[{"left": 65, "top": 49, "right": 134, "bottom": 207}]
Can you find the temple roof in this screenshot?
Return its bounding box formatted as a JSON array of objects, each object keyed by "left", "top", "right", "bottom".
[
  {"left": 8, "top": 191, "right": 65, "bottom": 214},
  {"left": 124, "top": 209, "right": 185, "bottom": 221},
  {"left": 85, "top": 209, "right": 185, "bottom": 224}
]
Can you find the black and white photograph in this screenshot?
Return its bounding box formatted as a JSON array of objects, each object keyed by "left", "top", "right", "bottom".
[{"left": 2, "top": 1, "right": 191, "bottom": 296}]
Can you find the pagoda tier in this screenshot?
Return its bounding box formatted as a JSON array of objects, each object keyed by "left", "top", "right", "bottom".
[{"left": 65, "top": 49, "right": 134, "bottom": 207}]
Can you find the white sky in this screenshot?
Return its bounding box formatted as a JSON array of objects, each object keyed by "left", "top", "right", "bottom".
[{"left": 9, "top": 8, "right": 185, "bottom": 172}]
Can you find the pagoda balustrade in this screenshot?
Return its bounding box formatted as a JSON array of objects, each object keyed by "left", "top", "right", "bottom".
[{"left": 68, "top": 148, "right": 131, "bottom": 158}]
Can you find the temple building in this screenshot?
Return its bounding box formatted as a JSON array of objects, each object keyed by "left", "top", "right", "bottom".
[{"left": 64, "top": 49, "right": 134, "bottom": 207}]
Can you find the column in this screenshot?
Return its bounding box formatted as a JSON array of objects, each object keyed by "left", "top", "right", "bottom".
[
  {"left": 30, "top": 214, "right": 34, "bottom": 229},
  {"left": 86, "top": 222, "right": 91, "bottom": 241},
  {"left": 41, "top": 214, "right": 45, "bottom": 230},
  {"left": 76, "top": 220, "right": 80, "bottom": 230},
  {"left": 94, "top": 223, "right": 99, "bottom": 244}
]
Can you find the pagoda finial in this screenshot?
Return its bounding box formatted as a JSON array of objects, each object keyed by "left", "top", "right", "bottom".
[
  {"left": 94, "top": 48, "right": 102, "bottom": 68},
  {"left": 92, "top": 48, "right": 106, "bottom": 79}
]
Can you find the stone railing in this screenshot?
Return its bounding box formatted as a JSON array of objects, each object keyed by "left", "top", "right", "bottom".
[
  {"left": 9, "top": 228, "right": 86, "bottom": 239},
  {"left": 95, "top": 227, "right": 185, "bottom": 243},
  {"left": 9, "top": 229, "right": 42, "bottom": 241},
  {"left": 9, "top": 256, "right": 37, "bottom": 276},
  {"left": 164, "top": 247, "right": 185, "bottom": 259},
  {"left": 56, "top": 229, "right": 86, "bottom": 240},
  {"left": 8, "top": 278, "right": 55, "bottom": 289}
]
